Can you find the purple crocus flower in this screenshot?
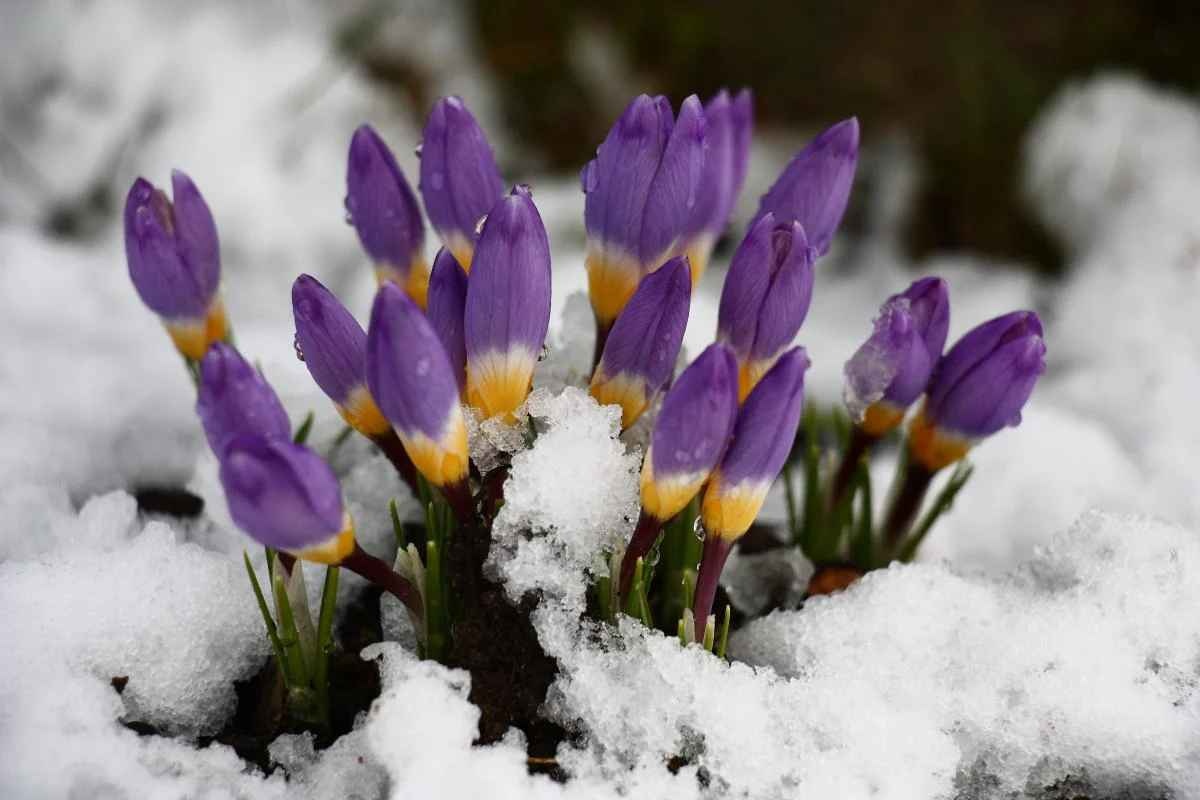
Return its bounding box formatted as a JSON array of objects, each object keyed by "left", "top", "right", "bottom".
[
  {"left": 716, "top": 213, "right": 815, "bottom": 402},
  {"left": 418, "top": 96, "right": 505, "bottom": 273},
  {"left": 292, "top": 274, "right": 392, "bottom": 437},
  {"left": 843, "top": 277, "right": 950, "bottom": 435},
  {"left": 681, "top": 89, "right": 753, "bottom": 286},
  {"left": 124, "top": 171, "right": 228, "bottom": 361},
  {"left": 346, "top": 124, "right": 430, "bottom": 308},
  {"left": 464, "top": 185, "right": 552, "bottom": 421},
  {"left": 196, "top": 343, "right": 291, "bottom": 457},
  {"left": 582, "top": 94, "right": 706, "bottom": 330},
  {"left": 366, "top": 283, "right": 468, "bottom": 489},
  {"left": 426, "top": 248, "right": 469, "bottom": 395},
  {"left": 751, "top": 117, "right": 859, "bottom": 257},
  {"left": 911, "top": 311, "right": 1046, "bottom": 470},
  {"left": 693, "top": 347, "right": 808, "bottom": 624},
  {"left": 590, "top": 256, "right": 691, "bottom": 429},
  {"left": 219, "top": 434, "right": 355, "bottom": 564}
]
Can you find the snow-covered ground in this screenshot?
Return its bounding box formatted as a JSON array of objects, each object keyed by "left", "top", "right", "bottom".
[{"left": 3, "top": 1, "right": 1200, "bottom": 797}]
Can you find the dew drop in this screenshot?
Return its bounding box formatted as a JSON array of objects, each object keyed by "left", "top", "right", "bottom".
[
  {"left": 415, "top": 356, "right": 431, "bottom": 377},
  {"left": 474, "top": 213, "right": 488, "bottom": 236},
  {"left": 693, "top": 516, "right": 706, "bottom": 541},
  {"left": 430, "top": 170, "right": 445, "bottom": 191},
  {"left": 293, "top": 336, "right": 305, "bottom": 362},
  {"left": 414, "top": 142, "right": 424, "bottom": 158}
]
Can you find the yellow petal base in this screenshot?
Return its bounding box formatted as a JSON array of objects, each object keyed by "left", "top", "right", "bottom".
[
  {"left": 860, "top": 401, "right": 907, "bottom": 437},
  {"left": 701, "top": 472, "right": 770, "bottom": 541},
  {"left": 586, "top": 246, "right": 642, "bottom": 328},
  {"left": 467, "top": 349, "right": 536, "bottom": 422},
  {"left": 166, "top": 298, "right": 229, "bottom": 362},
  {"left": 400, "top": 413, "right": 469, "bottom": 488},
  {"left": 589, "top": 370, "right": 649, "bottom": 430},
  {"left": 737, "top": 356, "right": 777, "bottom": 404},
  {"left": 294, "top": 514, "right": 356, "bottom": 565},
  {"left": 376, "top": 254, "right": 431, "bottom": 310},
  {"left": 442, "top": 232, "right": 476, "bottom": 274},
  {"left": 338, "top": 385, "right": 392, "bottom": 438},
  {"left": 640, "top": 450, "right": 707, "bottom": 521},
  {"left": 684, "top": 235, "right": 716, "bottom": 288},
  {"left": 907, "top": 406, "right": 972, "bottom": 471}
]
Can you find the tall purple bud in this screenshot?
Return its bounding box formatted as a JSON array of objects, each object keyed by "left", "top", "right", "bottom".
[
  {"left": 418, "top": 96, "right": 505, "bottom": 273},
  {"left": 426, "top": 248, "right": 469, "bottom": 395},
  {"left": 346, "top": 124, "right": 430, "bottom": 308},
  {"left": 681, "top": 89, "right": 754, "bottom": 286},
  {"left": 590, "top": 256, "right": 691, "bottom": 429},
  {"left": 716, "top": 213, "right": 815, "bottom": 402},
  {"left": 124, "top": 171, "right": 228, "bottom": 361},
  {"left": 582, "top": 94, "right": 706, "bottom": 333},
  {"left": 843, "top": 277, "right": 950, "bottom": 436},
  {"left": 196, "top": 343, "right": 291, "bottom": 457},
  {"left": 464, "top": 186, "right": 552, "bottom": 422},
  {"left": 752, "top": 118, "right": 859, "bottom": 257}
]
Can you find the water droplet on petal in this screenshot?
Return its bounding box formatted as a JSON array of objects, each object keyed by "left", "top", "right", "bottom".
[
  {"left": 415, "top": 357, "right": 431, "bottom": 377},
  {"left": 414, "top": 142, "right": 424, "bottom": 158},
  {"left": 693, "top": 516, "right": 706, "bottom": 541},
  {"left": 474, "top": 214, "right": 488, "bottom": 236},
  {"left": 430, "top": 171, "right": 445, "bottom": 191},
  {"left": 293, "top": 336, "right": 305, "bottom": 362}
]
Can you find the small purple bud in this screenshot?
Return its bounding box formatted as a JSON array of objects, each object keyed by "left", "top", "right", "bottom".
[
  {"left": 426, "top": 248, "right": 469, "bottom": 394},
  {"left": 590, "top": 256, "right": 691, "bottom": 428},
  {"left": 752, "top": 117, "right": 859, "bottom": 257},
  {"left": 196, "top": 343, "right": 291, "bottom": 457},
  {"left": 418, "top": 96, "right": 505, "bottom": 271}
]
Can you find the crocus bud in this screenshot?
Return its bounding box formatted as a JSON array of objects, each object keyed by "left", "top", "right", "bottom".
[
  {"left": 124, "top": 171, "right": 228, "bottom": 361},
  {"left": 582, "top": 94, "right": 706, "bottom": 330},
  {"left": 426, "top": 248, "right": 469, "bottom": 394},
  {"left": 219, "top": 434, "right": 355, "bottom": 564},
  {"left": 366, "top": 283, "right": 469, "bottom": 488},
  {"left": 292, "top": 274, "right": 391, "bottom": 437},
  {"left": 590, "top": 256, "right": 691, "bottom": 429},
  {"left": 418, "top": 96, "right": 505, "bottom": 272},
  {"left": 843, "top": 277, "right": 950, "bottom": 435},
  {"left": 910, "top": 311, "right": 1046, "bottom": 471},
  {"left": 681, "top": 89, "right": 753, "bottom": 285},
  {"left": 464, "top": 186, "right": 552, "bottom": 421},
  {"left": 196, "top": 343, "right": 291, "bottom": 457},
  {"left": 346, "top": 124, "right": 430, "bottom": 308},
  {"left": 640, "top": 344, "right": 739, "bottom": 522},
  {"left": 751, "top": 117, "right": 859, "bottom": 257},
  {"left": 716, "top": 214, "right": 815, "bottom": 402}
]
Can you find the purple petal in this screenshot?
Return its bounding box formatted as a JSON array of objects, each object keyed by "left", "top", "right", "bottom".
[
  {"left": 747, "top": 221, "right": 815, "bottom": 363},
  {"left": 897, "top": 276, "right": 951, "bottom": 358},
  {"left": 418, "top": 96, "right": 505, "bottom": 245},
  {"left": 426, "top": 248, "right": 469, "bottom": 392},
  {"left": 598, "top": 256, "right": 691, "bottom": 391},
  {"left": 927, "top": 311, "right": 1044, "bottom": 414},
  {"left": 716, "top": 213, "right": 777, "bottom": 360},
  {"left": 346, "top": 124, "right": 425, "bottom": 271},
  {"left": 196, "top": 343, "right": 292, "bottom": 456},
  {"left": 729, "top": 89, "right": 754, "bottom": 201},
  {"left": 650, "top": 344, "right": 739, "bottom": 479},
  {"left": 169, "top": 170, "right": 220, "bottom": 300},
  {"left": 684, "top": 91, "right": 736, "bottom": 240},
  {"left": 638, "top": 94, "right": 706, "bottom": 265},
  {"left": 717, "top": 347, "right": 809, "bottom": 486},
  {"left": 292, "top": 274, "right": 367, "bottom": 406},
  {"left": 843, "top": 299, "right": 929, "bottom": 417},
  {"left": 124, "top": 175, "right": 216, "bottom": 319}
]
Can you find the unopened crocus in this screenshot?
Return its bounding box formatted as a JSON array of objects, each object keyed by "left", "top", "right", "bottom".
[
  {"left": 196, "top": 343, "right": 291, "bottom": 457},
  {"left": 590, "top": 256, "right": 691, "bottom": 429},
  {"left": 366, "top": 283, "right": 469, "bottom": 494},
  {"left": 681, "top": 89, "right": 753, "bottom": 286},
  {"left": 751, "top": 117, "right": 859, "bottom": 257},
  {"left": 716, "top": 214, "right": 815, "bottom": 402},
  {"left": 911, "top": 310, "right": 1046, "bottom": 471},
  {"left": 464, "top": 186, "right": 552, "bottom": 421},
  {"left": 620, "top": 343, "right": 739, "bottom": 595},
  {"left": 694, "top": 347, "right": 808, "bottom": 623},
  {"left": 426, "top": 248, "right": 469, "bottom": 394},
  {"left": 582, "top": 94, "right": 706, "bottom": 338},
  {"left": 124, "top": 171, "right": 228, "bottom": 361},
  {"left": 419, "top": 96, "right": 505, "bottom": 271},
  {"left": 346, "top": 124, "right": 430, "bottom": 307}
]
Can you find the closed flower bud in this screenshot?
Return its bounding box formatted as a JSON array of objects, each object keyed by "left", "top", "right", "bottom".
[
  {"left": 716, "top": 214, "right": 815, "bottom": 402},
  {"left": 196, "top": 343, "right": 291, "bottom": 457},
  {"left": 582, "top": 94, "right": 706, "bottom": 329},
  {"left": 590, "top": 256, "right": 691, "bottom": 429},
  {"left": 366, "top": 283, "right": 469, "bottom": 488},
  {"left": 219, "top": 434, "right": 355, "bottom": 564},
  {"left": 346, "top": 124, "right": 430, "bottom": 307},
  {"left": 911, "top": 311, "right": 1046, "bottom": 470},
  {"left": 751, "top": 117, "right": 859, "bottom": 257},
  {"left": 418, "top": 96, "right": 505, "bottom": 272},
  {"left": 124, "top": 171, "right": 228, "bottom": 360},
  {"left": 681, "top": 89, "right": 753, "bottom": 285},
  {"left": 640, "top": 344, "right": 739, "bottom": 522},
  {"left": 843, "top": 277, "right": 950, "bottom": 435},
  {"left": 426, "top": 248, "right": 469, "bottom": 395},
  {"left": 464, "top": 186, "right": 552, "bottom": 421},
  {"left": 292, "top": 274, "right": 391, "bottom": 437}
]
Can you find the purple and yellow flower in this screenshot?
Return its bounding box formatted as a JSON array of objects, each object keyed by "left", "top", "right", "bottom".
[
  {"left": 219, "top": 434, "right": 355, "bottom": 565},
  {"left": 292, "top": 274, "right": 392, "bottom": 438},
  {"left": 681, "top": 89, "right": 753, "bottom": 286},
  {"left": 346, "top": 124, "right": 430, "bottom": 308},
  {"left": 124, "top": 171, "right": 228, "bottom": 361},
  {"left": 716, "top": 213, "right": 815, "bottom": 402},
  {"left": 426, "top": 248, "right": 469, "bottom": 395},
  {"left": 909, "top": 311, "right": 1046, "bottom": 471},
  {"left": 590, "top": 256, "right": 691, "bottom": 429},
  {"left": 843, "top": 277, "right": 950, "bottom": 436},
  {"left": 418, "top": 96, "right": 505, "bottom": 272},
  {"left": 582, "top": 94, "right": 706, "bottom": 332},
  {"left": 196, "top": 343, "right": 291, "bottom": 457},
  {"left": 464, "top": 186, "right": 552, "bottom": 421},
  {"left": 751, "top": 117, "right": 859, "bottom": 257},
  {"left": 366, "top": 283, "right": 468, "bottom": 489}
]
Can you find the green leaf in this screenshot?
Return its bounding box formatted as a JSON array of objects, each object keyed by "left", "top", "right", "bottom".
[
  {"left": 897, "top": 462, "right": 973, "bottom": 563},
  {"left": 716, "top": 605, "right": 732, "bottom": 659},
  {"left": 312, "top": 565, "right": 339, "bottom": 727},
  {"left": 389, "top": 498, "right": 406, "bottom": 550},
  {"left": 849, "top": 459, "right": 875, "bottom": 569},
  {"left": 424, "top": 540, "right": 447, "bottom": 662},
  {"left": 271, "top": 562, "right": 312, "bottom": 688},
  {"left": 243, "top": 552, "right": 286, "bottom": 668},
  {"left": 782, "top": 461, "right": 799, "bottom": 542},
  {"left": 292, "top": 411, "right": 315, "bottom": 445}
]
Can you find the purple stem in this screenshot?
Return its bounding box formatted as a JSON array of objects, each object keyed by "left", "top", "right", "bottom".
[
  {"left": 591, "top": 319, "right": 612, "bottom": 374},
  {"left": 828, "top": 425, "right": 877, "bottom": 511},
  {"left": 881, "top": 459, "right": 936, "bottom": 551},
  {"left": 692, "top": 535, "right": 733, "bottom": 627},
  {"left": 341, "top": 542, "right": 424, "bottom": 619},
  {"left": 618, "top": 509, "right": 663, "bottom": 597}
]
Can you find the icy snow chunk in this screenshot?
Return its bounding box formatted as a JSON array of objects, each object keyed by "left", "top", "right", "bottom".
[
  {"left": 465, "top": 404, "right": 531, "bottom": 476},
  {"left": 490, "top": 387, "right": 640, "bottom": 611},
  {"left": 841, "top": 296, "right": 908, "bottom": 421},
  {"left": 535, "top": 291, "right": 596, "bottom": 395}
]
